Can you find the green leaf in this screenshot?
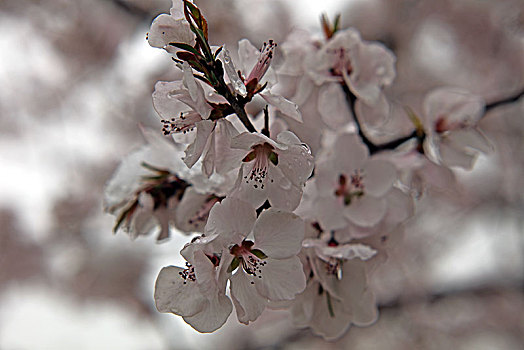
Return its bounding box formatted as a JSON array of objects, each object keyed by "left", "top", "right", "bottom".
[
  {"left": 169, "top": 42, "right": 201, "bottom": 57},
  {"left": 269, "top": 152, "right": 279, "bottom": 166},
  {"left": 227, "top": 257, "right": 240, "bottom": 273},
  {"left": 251, "top": 249, "right": 268, "bottom": 260}
]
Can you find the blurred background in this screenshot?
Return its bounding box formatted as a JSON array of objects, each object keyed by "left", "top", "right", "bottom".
[{"left": 0, "top": 0, "right": 523, "bottom": 349}]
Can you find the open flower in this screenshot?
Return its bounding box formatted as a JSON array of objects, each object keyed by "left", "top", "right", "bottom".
[
  {"left": 154, "top": 246, "right": 232, "bottom": 332},
  {"left": 202, "top": 198, "right": 307, "bottom": 324},
  {"left": 221, "top": 39, "right": 303, "bottom": 123},
  {"left": 422, "top": 87, "right": 492, "bottom": 169},
  {"left": 314, "top": 133, "right": 397, "bottom": 229},
  {"left": 228, "top": 131, "right": 314, "bottom": 211},
  {"left": 291, "top": 228, "right": 377, "bottom": 340},
  {"left": 147, "top": 0, "right": 195, "bottom": 53},
  {"left": 153, "top": 62, "right": 244, "bottom": 176}
]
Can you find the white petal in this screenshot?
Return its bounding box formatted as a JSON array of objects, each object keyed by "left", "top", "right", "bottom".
[
  {"left": 344, "top": 195, "right": 386, "bottom": 227},
  {"left": 315, "top": 196, "right": 348, "bottom": 231},
  {"left": 261, "top": 92, "right": 303, "bottom": 123},
  {"left": 182, "top": 293, "right": 232, "bottom": 333},
  {"left": 266, "top": 166, "right": 303, "bottom": 211},
  {"left": 183, "top": 120, "right": 215, "bottom": 168},
  {"left": 318, "top": 83, "right": 352, "bottom": 129},
  {"left": 154, "top": 266, "right": 205, "bottom": 317},
  {"left": 439, "top": 142, "right": 476, "bottom": 169},
  {"left": 182, "top": 63, "right": 212, "bottom": 119},
  {"left": 230, "top": 271, "right": 267, "bottom": 324},
  {"left": 424, "top": 87, "right": 485, "bottom": 127},
  {"left": 363, "top": 159, "right": 396, "bottom": 197},
  {"left": 237, "top": 39, "right": 260, "bottom": 75},
  {"left": 445, "top": 128, "right": 492, "bottom": 153},
  {"left": 148, "top": 14, "right": 194, "bottom": 49},
  {"left": 254, "top": 209, "right": 304, "bottom": 259},
  {"left": 255, "top": 256, "right": 306, "bottom": 301},
  {"left": 310, "top": 287, "right": 353, "bottom": 341},
  {"left": 204, "top": 198, "right": 256, "bottom": 241},
  {"left": 347, "top": 41, "right": 396, "bottom": 104}
]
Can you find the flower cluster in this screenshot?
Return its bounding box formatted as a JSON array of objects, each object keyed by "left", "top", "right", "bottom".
[{"left": 103, "top": 0, "right": 509, "bottom": 340}]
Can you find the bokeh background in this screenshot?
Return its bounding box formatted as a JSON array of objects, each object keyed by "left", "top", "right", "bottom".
[{"left": 1, "top": 0, "right": 523, "bottom": 349}]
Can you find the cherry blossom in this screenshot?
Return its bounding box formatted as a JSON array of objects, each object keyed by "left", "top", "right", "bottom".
[
  {"left": 422, "top": 87, "right": 492, "bottom": 169},
  {"left": 228, "top": 131, "right": 314, "bottom": 211},
  {"left": 147, "top": 0, "right": 195, "bottom": 53},
  {"left": 154, "top": 247, "right": 232, "bottom": 332},
  {"left": 312, "top": 133, "right": 397, "bottom": 229},
  {"left": 221, "top": 39, "right": 303, "bottom": 123}
]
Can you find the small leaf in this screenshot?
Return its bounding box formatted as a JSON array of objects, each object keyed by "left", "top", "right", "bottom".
[
  {"left": 227, "top": 257, "right": 240, "bottom": 273},
  {"left": 269, "top": 152, "right": 279, "bottom": 166},
  {"left": 251, "top": 249, "right": 268, "bottom": 260},
  {"left": 169, "top": 42, "right": 201, "bottom": 57}
]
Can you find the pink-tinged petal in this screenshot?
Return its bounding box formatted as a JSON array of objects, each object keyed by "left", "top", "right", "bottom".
[
  {"left": 230, "top": 271, "right": 267, "bottom": 324},
  {"left": 309, "top": 287, "right": 353, "bottom": 341},
  {"left": 439, "top": 143, "right": 477, "bottom": 169},
  {"left": 230, "top": 132, "right": 274, "bottom": 150},
  {"left": 182, "top": 293, "right": 232, "bottom": 333},
  {"left": 221, "top": 47, "right": 248, "bottom": 97},
  {"left": 347, "top": 42, "right": 396, "bottom": 104},
  {"left": 315, "top": 196, "right": 348, "bottom": 231},
  {"left": 266, "top": 166, "right": 303, "bottom": 211},
  {"left": 260, "top": 92, "right": 303, "bottom": 123},
  {"left": 192, "top": 250, "right": 219, "bottom": 298},
  {"left": 363, "top": 159, "right": 396, "bottom": 197},
  {"left": 152, "top": 81, "right": 187, "bottom": 120},
  {"left": 148, "top": 14, "right": 194, "bottom": 50},
  {"left": 278, "top": 146, "right": 314, "bottom": 186},
  {"left": 229, "top": 162, "right": 267, "bottom": 209},
  {"left": 304, "top": 241, "right": 377, "bottom": 261},
  {"left": 213, "top": 119, "right": 245, "bottom": 175},
  {"left": 183, "top": 120, "right": 214, "bottom": 168},
  {"left": 318, "top": 83, "right": 352, "bottom": 129},
  {"left": 255, "top": 256, "right": 306, "bottom": 301},
  {"left": 202, "top": 131, "right": 215, "bottom": 177},
  {"left": 290, "top": 282, "right": 316, "bottom": 327},
  {"left": 333, "top": 133, "right": 368, "bottom": 172},
  {"left": 446, "top": 128, "right": 492, "bottom": 153},
  {"left": 339, "top": 260, "right": 378, "bottom": 326},
  {"left": 355, "top": 93, "right": 390, "bottom": 129},
  {"left": 237, "top": 39, "right": 260, "bottom": 76},
  {"left": 174, "top": 188, "right": 215, "bottom": 233},
  {"left": 205, "top": 198, "right": 256, "bottom": 241},
  {"left": 344, "top": 195, "right": 386, "bottom": 227},
  {"left": 423, "top": 87, "right": 484, "bottom": 127},
  {"left": 383, "top": 188, "right": 414, "bottom": 225},
  {"left": 154, "top": 266, "right": 205, "bottom": 317},
  {"left": 182, "top": 63, "right": 212, "bottom": 119},
  {"left": 169, "top": 0, "right": 184, "bottom": 18},
  {"left": 254, "top": 209, "right": 304, "bottom": 259}
]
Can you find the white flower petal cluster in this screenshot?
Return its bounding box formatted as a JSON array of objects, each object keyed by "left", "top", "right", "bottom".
[{"left": 104, "top": 0, "right": 506, "bottom": 340}]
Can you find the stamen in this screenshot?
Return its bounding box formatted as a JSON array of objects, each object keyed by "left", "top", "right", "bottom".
[
  {"left": 246, "top": 40, "right": 277, "bottom": 86},
  {"left": 160, "top": 111, "right": 202, "bottom": 135},
  {"left": 242, "top": 143, "right": 275, "bottom": 190},
  {"left": 178, "top": 262, "right": 197, "bottom": 284}
]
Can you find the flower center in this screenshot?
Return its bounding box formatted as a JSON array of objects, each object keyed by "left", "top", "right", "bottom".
[
  {"left": 229, "top": 240, "right": 268, "bottom": 284},
  {"left": 329, "top": 47, "right": 352, "bottom": 77},
  {"left": 161, "top": 111, "right": 203, "bottom": 135},
  {"left": 334, "top": 170, "right": 365, "bottom": 205},
  {"left": 246, "top": 40, "right": 277, "bottom": 87},
  {"left": 179, "top": 262, "right": 196, "bottom": 284},
  {"left": 242, "top": 143, "right": 278, "bottom": 190}
]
